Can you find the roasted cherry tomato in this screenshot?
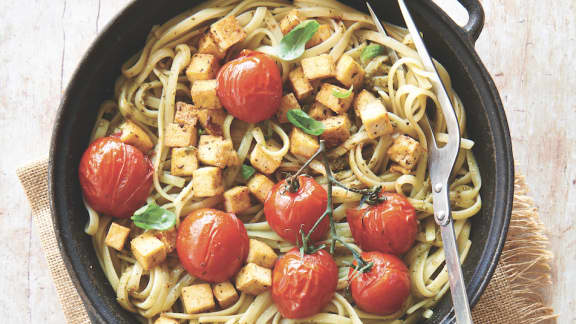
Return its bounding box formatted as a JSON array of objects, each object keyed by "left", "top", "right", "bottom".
[
  {"left": 176, "top": 208, "right": 249, "bottom": 282},
  {"left": 272, "top": 248, "right": 338, "bottom": 318},
  {"left": 347, "top": 192, "right": 417, "bottom": 255},
  {"left": 264, "top": 176, "right": 328, "bottom": 244},
  {"left": 216, "top": 50, "right": 282, "bottom": 123},
  {"left": 79, "top": 137, "right": 153, "bottom": 218},
  {"left": 348, "top": 251, "right": 411, "bottom": 315}
]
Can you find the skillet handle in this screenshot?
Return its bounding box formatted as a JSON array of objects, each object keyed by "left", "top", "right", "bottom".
[{"left": 456, "top": 0, "right": 485, "bottom": 42}]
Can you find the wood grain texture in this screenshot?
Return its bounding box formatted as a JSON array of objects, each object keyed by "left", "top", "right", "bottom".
[{"left": 0, "top": 0, "right": 573, "bottom": 322}]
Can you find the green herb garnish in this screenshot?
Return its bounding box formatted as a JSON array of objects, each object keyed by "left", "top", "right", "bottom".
[
  {"left": 287, "top": 109, "right": 324, "bottom": 136},
  {"left": 361, "top": 44, "right": 385, "bottom": 64},
  {"left": 241, "top": 164, "right": 256, "bottom": 180},
  {"left": 276, "top": 20, "right": 320, "bottom": 61},
  {"left": 332, "top": 85, "right": 353, "bottom": 98},
  {"left": 131, "top": 202, "right": 176, "bottom": 231}
]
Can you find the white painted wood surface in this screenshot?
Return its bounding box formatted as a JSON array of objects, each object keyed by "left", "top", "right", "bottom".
[{"left": 0, "top": 0, "right": 573, "bottom": 322}]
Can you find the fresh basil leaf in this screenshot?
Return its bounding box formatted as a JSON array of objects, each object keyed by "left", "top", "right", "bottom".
[
  {"left": 361, "top": 44, "right": 385, "bottom": 64},
  {"left": 276, "top": 20, "right": 320, "bottom": 61},
  {"left": 241, "top": 164, "right": 256, "bottom": 180},
  {"left": 131, "top": 202, "right": 176, "bottom": 231},
  {"left": 287, "top": 109, "right": 324, "bottom": 136},
  {"left": 332, "top": 85, "right": 354, "bottom": 99}
]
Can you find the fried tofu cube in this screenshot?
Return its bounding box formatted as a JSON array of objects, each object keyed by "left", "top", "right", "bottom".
[
  {"left": 104, "top": 223, "right": 130, "bottom": 251},
  {"left": 119, "top": 120, "right": 154, "bottom": 152},
  {"left": 277, "top": 93, "right": 301, "bottom": 123},
  {"left": 186, "top": 54, "right": 220, "bottom": 83},
  {"left": 307, "top": 102, "right": 332, "bottom": 121},
  {"left": 316, "top": 83, "right": 354, "bottom": 114},
  {"left": 210, "top": 16, "right": 246, "bottom": 51},
  {"left": 387, "top": 135, "right": 423, "bottom": 170},
  {"left": 335, "top": 54, "right": 365, "bottom": 88},
  {"left": 192, "top": 167, "right": 224, "bottom": 197},
  {"left": 153, "top": 228, "right": 178, "bottom": 254},
  {"left": 181, "top": 284, "right": 216, "bottom": 314},
  {"left": 212, "top": 281, "right": 239, "bottom": 308},
  {"left": 235, "top": 263, "right": 272, "bottom": 295},
  {"left": 175, "top": 102, "right": 199, "bottom": 125},
  {"left": 165, "top": 122, "right": 197, "bottom": 147},
  {"left": 389, "top": 163, "right": 411, "bottom": 175},
  {"left": 247, "top": 174, "right": 275, "bottom": 202},
  {"left": 224, "top": 186, "right": 252, "bottom": 213},
  {"left": 306, "top": 24, "right": 331, "bottom": 48},
  {"left": 198, "top": 32, "right": 226, "bottom": 60},
  {"left": 301, "top": 54, "right": 335, "bottom": 80},
  {"left": 131, "top": 233, "right": 167, "bottom": 270},
  {"left": 192, "top": 108, "right": 227, "bottom": 136},
  {"left": 197, "top": 135, "right": 240, "bottom": 168},
  {"left": 154, "top": 316, "right": 179, "bottom": 324},
  {"left": 247, "top": 239, "right": 277, "bottom": 269},
  {"left": 171, "top": 147, "right": 198, "bottom": 176},
  {"left": 249, "top": 142, "right": 283, "bottom": 175},
  {"left": 320, "top": 115, "right": 351, "bottom": 147},
  {"left": 289, "top": 67, "right": 314, "bottom": 101},
  {"left": 191, "top": 79, "right": 222, "bottom": 109},
  {"left": 354, "top": 90, "right": 393, "bottom": 139},
  {"left": 290, "top": 127, "right": 319, "bottom": 158},
  {"left": 280, "top": 9, "right": 305, "bottom": 34}
]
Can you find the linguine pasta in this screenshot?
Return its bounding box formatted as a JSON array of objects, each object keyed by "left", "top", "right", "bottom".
[{"left": 83, "top": 0, "right": 482, "bottom": 322}]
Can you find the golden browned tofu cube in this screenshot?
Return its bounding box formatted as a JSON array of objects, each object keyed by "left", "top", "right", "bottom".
[
  {"left": 277, "top": 93, "right": 301, "bottom": 124},
  {"left": 301, "top": 54, "right": 335, "bottom": 80},
  {"left": 307, "top": 102, "right": 332, "bottom": 121},
  {"left": 210, "top": 16, "right": 246, "bottom": 51},
  {"left": 316, "top": 83, "right": 354, "bottom": 114},
  {"left": 213, "top": 282, "right": 239, "bottom": 308},
  {"left": 104, "top": 223, "right": 130, "bottom": 251},
  {"left": 191, "top": 79, "right": 222, "bottom": 109},
  {"left": 119, "top": 120, "right": 154, "bottom": 152},
  {"left": 320, "top": 115, "right": 351, "bottom": 147},
  {"left": 186, "top": 54, "right": 220, "bottom": 83},
  {"left": 247, "top": 239, "right": 277, "bottom": 269},
  {"left": 198, "top": 32, "right": 226, "bottom": 60},
  {"left": 306, "top": 24, "right": 331, "bottom": 48},
  {"left": 192, "top": 167, "right": 224, "bottom": 197},
  {"left": 181, "top": 284, "right": 216, "bottom": 314},
  {"left": 290, "top": 127, "right": 319, "bottom": 158},
  {"left": 165, "top": 123, "right": 197, "bottom": 147},
  {"left": 289, "top": 67, "right": 314, "bottom": 101},
  {"left": 247, "top": 174, "right": 275, "bottom": 202},
  {"left": 175, "top": 102, "right": 199, "bottom": 125},
  {"left": 190, "top": 108, "right": 227, "bottom": 136},
  {"left": 335, "top": 54, "right": 365, "bottom": 88},
  {"left": 235, "top": 263, "right": 272, "bottom": 295},
  {"left": 153, "top": 228, "right": 178, "bottom": 253},
  {"left": 197, "top": 135, "right": 240, "bottom": 168},
  {"left": 171, "top": 147, "right": 198, "bottom": 176},
  {"left": 154, "top": 316, "right": 179, "bottom": 324},
  {"left": 223, "top": 186, "right": 252, "bottom": 213},
  {"left": 389, "top": 163, "right": 411, "bottom": 175},
  {"left": 249, "top": 143, "right": 283, "bottom": 175},
  {"left": 280, "top": 9, "right": 304, "bottom": 34},
  {"left": 354, "top": 90, "right": 393, "bottom": 139},
  {"left": 387, "top": 135, "right": 423, "bottom": 170},
  {"left": 131, "top": 232, "right": 167, "bottom": 270}
]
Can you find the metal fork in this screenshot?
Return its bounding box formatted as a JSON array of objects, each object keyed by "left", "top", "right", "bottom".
[{"left": 366, "top": 1, "right": 474, "bottom": 323}]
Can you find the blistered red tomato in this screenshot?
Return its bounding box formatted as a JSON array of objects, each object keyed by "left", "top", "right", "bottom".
[
  {"left": 348, "top": 251, "right": 411, "bottom": 315},
  {"left": 78, "top": 137, "right": 153, "bottom": 218},
  {"left": 216, "top": 50, "right": 282, "bottom": 123},
  {"left": 347, "top": 192, "right": 417, "bottom": 255},
  {"left": 272, "top": 248, "right": 338, "bottom": 318},
  {"left": 176, "top": 208, "right": 249, "bottom": 282},
  {"left": 264, "top": 176, "right": 328, "bottom": 244}
]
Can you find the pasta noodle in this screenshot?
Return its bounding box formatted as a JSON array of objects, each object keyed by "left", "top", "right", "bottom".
[{"left": 82, "top": 0, "right": 482, "bottom": 322}]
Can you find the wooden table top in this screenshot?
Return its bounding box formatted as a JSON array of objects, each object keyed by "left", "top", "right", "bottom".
[{"left": 1, "top": 0, "right": 573, "bottom": 322}]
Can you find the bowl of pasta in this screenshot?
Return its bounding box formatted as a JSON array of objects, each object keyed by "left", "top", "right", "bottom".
[{"left": 49, "top": 0, "right": 514, "bottom": 323}]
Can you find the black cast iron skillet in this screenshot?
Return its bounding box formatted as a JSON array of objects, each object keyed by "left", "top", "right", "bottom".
[{"left": 49, "top": 0, "right": 514, "bottom": 323}]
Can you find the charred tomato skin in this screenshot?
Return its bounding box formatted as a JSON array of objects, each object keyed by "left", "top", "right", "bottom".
[
  {"left": 348, "top": 251, "right": 411, "bottom": 315},
  {"left": 272, "top": 248, "right": 339, "bottom": 318},
  {"left": 176, "top": 208, "right": 249, "bottom": 282},
  {"left": 347, "top": 192, "right": 417, "bottom": 255},
  {"left": 78, "top": 137, "right": 153, "bottom": 218}
]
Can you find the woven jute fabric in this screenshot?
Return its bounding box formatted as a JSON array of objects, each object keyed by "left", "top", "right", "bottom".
[{"left": 17, "top": 159, "right": 556, "bottom": 324}]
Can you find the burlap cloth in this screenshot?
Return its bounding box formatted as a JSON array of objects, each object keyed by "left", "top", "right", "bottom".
[{"left": 17, "top": 159, "right": 557, "bottom": 324}]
